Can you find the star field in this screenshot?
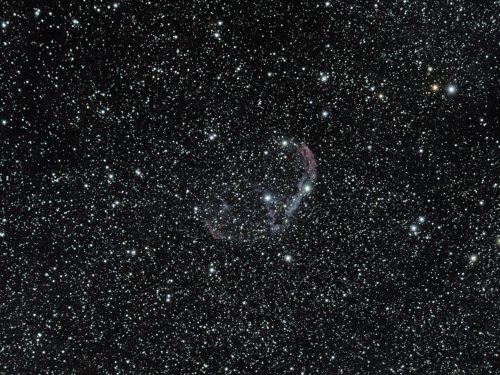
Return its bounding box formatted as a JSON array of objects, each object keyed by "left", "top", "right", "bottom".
[{"left": 2, "top": 1, "right": 500, "bottom": 373}]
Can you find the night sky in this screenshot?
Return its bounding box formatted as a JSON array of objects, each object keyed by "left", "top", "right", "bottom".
[{"left": 2, "top": 1, "right": 500, "bottom": 374}]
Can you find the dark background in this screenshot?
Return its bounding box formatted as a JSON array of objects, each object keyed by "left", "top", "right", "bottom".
[{"left": 2, "top": 0, "right": 500, "bottom": 373}]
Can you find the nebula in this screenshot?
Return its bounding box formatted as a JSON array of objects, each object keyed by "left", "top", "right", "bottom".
[{"left": 201, "top": 139, "right": 317, "bottom": 241}]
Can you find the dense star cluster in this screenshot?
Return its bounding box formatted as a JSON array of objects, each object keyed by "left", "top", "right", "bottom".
[{"left": 1, "top": 1, "right": 500, "bottom": 373}]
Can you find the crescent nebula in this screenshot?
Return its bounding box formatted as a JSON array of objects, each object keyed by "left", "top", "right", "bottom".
[{"left": 201, "top": 139, "right": 317, "bottom": 242}]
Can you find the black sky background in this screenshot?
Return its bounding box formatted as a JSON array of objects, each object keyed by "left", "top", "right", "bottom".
[{"left": 2, "top": 0, "right": 500, "bottom": 374}]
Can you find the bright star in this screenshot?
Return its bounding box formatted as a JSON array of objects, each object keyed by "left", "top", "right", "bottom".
[{"left": 446, "top": 85, "right": 456, "bottom": 94}]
